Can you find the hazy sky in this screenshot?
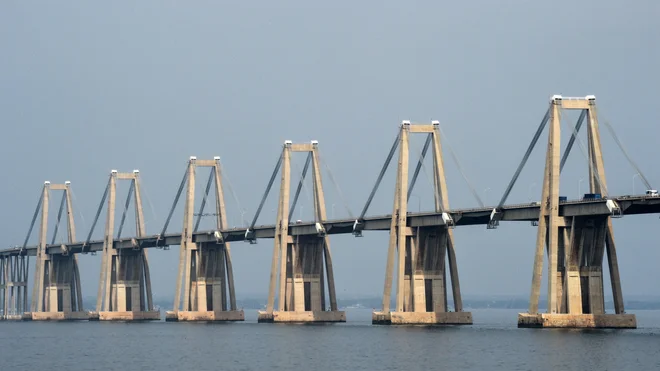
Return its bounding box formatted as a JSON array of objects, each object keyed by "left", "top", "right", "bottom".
[{"left": 1, "top": 1, "right": 659, "bottom": 302}]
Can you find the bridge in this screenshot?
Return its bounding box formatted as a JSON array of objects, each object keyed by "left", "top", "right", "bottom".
[{"left": 0, "top": 95, "right": 656, "bottom": 328}]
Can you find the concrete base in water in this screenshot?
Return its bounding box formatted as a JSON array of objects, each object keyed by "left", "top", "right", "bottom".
[
  {"left": 372, "top": 311, "right": 473, "bottom": 325},
  {"left": 518, "top": 313, "right": 637, "bottom": 328},
  {"left": 257, "top": 310, "right": 346, "bottom": 323},
  {"left": 165, "top": 310, "right": 245, "bottom": 322},
  {"left": 1, "top": 313, "right": 32, "bottom": 321},
  {"left": 31, "top": 311, "right": 95, "bottom": 321},
  {"left": 98, "top": 311, "right": 161, "bottom": 321}
]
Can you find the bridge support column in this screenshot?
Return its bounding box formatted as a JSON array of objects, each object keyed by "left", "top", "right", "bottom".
[
  {"left": 373, "top": 225, "right": 471, "bottom": 325},
  {"left": 519, "top": 95, "right": 634, "bottom": 328},
  {"left": 258, "top": 141, "right": 345, "bottom": 323},
  {"left": 31, "top": 254, "right": 88, "bottom": 321},
  {"left": 24, "top": 181, "right": 91, "bottom": 321},
  {"left": 373, "top": 121, "right": 471, "bottom": 325},
  {"left": 0, "top": 255, "right": 30, "bottom": 320},
  {"left": 96, "top": 170, "right": 159, "bottom": 321},
  {"left": 166, "top": 157, "right": 243, "bottom": 322}
]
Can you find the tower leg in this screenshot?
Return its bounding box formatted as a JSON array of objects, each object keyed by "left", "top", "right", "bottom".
[
  {"left": 373, "top": 226, "right": 472, "bottom": 325},
  {"left": 518, "top": 216, "right": 636, "bottom": 328},
  {"left": 98, "top": 250, "right": 160, "bottom": 321},
  {"left": 31, "top": 255, "right": 91, "bottom": 321},
  {"left": 166, "top": 242, "right": 244, "bottom": 322},
  {"left": 2, "top": 256, "right": 30, "bottom": 320},
  {"left": 258, "top": 236, "right": 345, "bottom": 323}
]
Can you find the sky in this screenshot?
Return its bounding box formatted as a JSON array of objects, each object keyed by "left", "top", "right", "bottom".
[{"left": 1, "top": 0, "right": 659, "bottom": 303}]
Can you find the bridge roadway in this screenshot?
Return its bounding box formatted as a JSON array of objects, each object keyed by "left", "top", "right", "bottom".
[{"left": 2, "top": 195, "right": 658, "bottom": 257}]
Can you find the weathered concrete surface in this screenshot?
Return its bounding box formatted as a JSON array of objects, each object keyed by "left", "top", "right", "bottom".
[
  {"left": 164, "top": 310, "right": 245, "bottom": 322},
  {"left": 257, "top": 310, "right": 346, "bottom": 323},
  {"left": 31, "top": 311, "right": 93, "bottom": 321},
  {"left": 372, "top": 311, "right": 473, "bottom": 325},
  {"left": 0, "top": 313, "right": 32, "bottom": 321},
  {"left": 518, "top": 313, "right": 637, "bottom": 328},
  {"left": 98, "top": 310, "right": 160, "bottom": 321}
]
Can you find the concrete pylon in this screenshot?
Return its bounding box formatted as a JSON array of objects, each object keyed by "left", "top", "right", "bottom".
[
  {"left": 0, "top": 255, "right": 30, "bottom": 320},
  {"left": 258, "top": 140, "right": 345, "bottom": 323},
  {"left": 96, "top": 170, "right": 159, "bottom": 321},
  {"left": 24, "top": 181, "right": 89, "bottom": 321},
  {"left": 166, "top": 157, "right": 244, "bottom": 322},
  {"left": 372, "top": 121, "right": 472, "bottom": 325},
  {"left": 518, "top": 95, "right": 636, "bottom": 328}
]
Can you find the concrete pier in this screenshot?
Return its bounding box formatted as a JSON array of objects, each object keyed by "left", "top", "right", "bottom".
[
  {"left": 258, "top": 310, "right": 345, "bottom": 323},
  {"left": 372, "top": 311, "right": 472, "bottom": 325},
  {"left": 372, "top": 122, "right": 472, "bottom": 325},
  {"left": 0, "top": 255, "right": 29, "bottom": 320},
  {"left": 260, "top": 141, "right": 345, "bottom": 323},
  {"left": 95, "top": 170, "right": 158, "bottom": 321},
  {"left": 30, "top": 311, "right": 95, "bottom": 321},
  {"left": 98, "top": 311, "right": 160, "bottom": 321},
  {"left": 165, "top": 310, "right": 244, "bottom": 322},
  {"left": 169, "top": 158, "right": 243, "bottom": 322},
  {"left": 518, "top": 313, "right": 636, "bottom": 328},
  {"left": 517, "top": 96, "right": 635, "bottom": 328},
  {"left": 1, "top": 313, "right": 31, "bottom": 321},
  {"left": 27, "top": 182, "right": 90, "bottom": 321}
]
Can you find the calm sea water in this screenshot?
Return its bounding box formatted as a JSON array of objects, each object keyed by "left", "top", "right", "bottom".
[{"left": 1, "top": 309, "right": 659, "bottom": 371}]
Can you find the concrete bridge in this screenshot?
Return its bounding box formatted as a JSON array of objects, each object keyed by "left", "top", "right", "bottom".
[{"left": 0, "top": 95, "right": 656, "bottom": 328}]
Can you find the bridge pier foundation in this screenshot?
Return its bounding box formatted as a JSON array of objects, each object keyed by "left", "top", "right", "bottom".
[
  {"left": 167, "top": 241, "right": 244, "bottom": 322},
  {"left": 98, "top": 251, "right": 160, "bottom": 321},
  {"left": 168, "top": 157, "right": 244, "bottom": 322},
  {"left": 0, "top": 255, "right": 30, "bottom": 321},
  {"left": 258, "top": 141, "right": 344, "bottom": 323},
  {"left": 372, "top": 121, "right": 471, "bottom": 325},
  {"left": 25, "top": 181, "right": 93, "bottom": 321},
  {"left": 373, "top": 226, "right": 472, "bottom": 325},
  {"left": 94, "top": 170, "right": 160, "bottom": 321},
  {"left": 31, "top": 254, "right": 92, "bottom": 321},
  {"left": 518, "top": 216, "right": 635, "bottom": 328},
  {"left": 258, "top": 235, "right": 345, "bottom": 323},
  {"left": 519, "top": 95, "right": 635, "bottom": 329}
]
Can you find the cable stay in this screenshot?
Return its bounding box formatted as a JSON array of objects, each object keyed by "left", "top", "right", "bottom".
[
  {"left": 358, "top": 132, "right": 400, "bottom": 222},
  {"left": 116, "top": 180, "right": 136, "bottom": 239},
  {"left": 248, "top": 143, "right": 328, "bottom": 242},
  {"left": 69, "top": 188, "right": 88, "bottom": 236},
  {"left": 218, "top": 158, "right": 249, "bottom": 228},
  {"left": 193, "top": 168, "right": 216, "bottom": 233},
  {"left": 559, "top": 110, "right": 609, "bottom": 197},
  {"left": 602, "top": 119, "right": 653, "bottom": 191},
  {"left": 320, "top": 154, "right": 355, "bottom": 220},
  {"left": 491, "top": 102, "right": 626, "bottom": 229},
  {"left": 437, "top": 124, "right": 485, "bottom": 208},
  {"left": 50, "top": 191, "right": 67, "bottom": 245},
  {"left": 290, "top": 152, "right": 315, "bottom": 222},
  {"left": 409, "top": 133, "right": 438, "bottom": 205},
  {"left": 247, "top": 151, "right": 284, "bottom": 241},
  {"left": 160, "top": 165, "right": 190, "bottom": 238},
  {"left": 137, "top": 176, "right": 160, "bottom": 232},
  {"left": 407, "top": 133, "right": 432, "bottom": 201},
  {"left": 22, "top": 190, "right": 44, "bottom": 251},
  {"left": 84, "top": 177, "right": 111, "bottom": 252},
  {"left": 289, "top": 152, "right": 312, "bottom": 223},
  {"left": 496, "top": 109, "right": 550, "bottom": 210},
  {"left": 559, "top": 110, "right": 587, "bottom": 173}
]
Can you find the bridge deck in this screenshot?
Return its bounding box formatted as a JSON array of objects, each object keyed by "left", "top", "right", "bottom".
[{"left": 2, "top": 195, "right": 658, "bottom": 257}]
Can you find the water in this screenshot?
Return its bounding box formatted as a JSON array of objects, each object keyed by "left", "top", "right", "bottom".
[{"left": 1, "top": 309, "right": 659, "bottom": 370}]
